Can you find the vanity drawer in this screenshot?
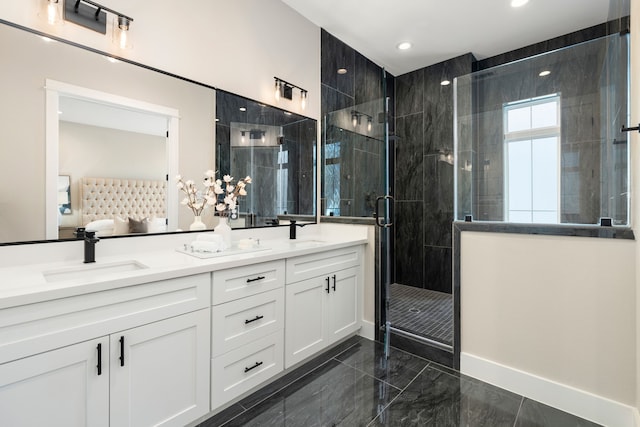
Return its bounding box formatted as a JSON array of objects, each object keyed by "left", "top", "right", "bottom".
[
  {"left": 211, "top": 330, "right": 283, "bottom": 409},
  {"left": 211, "top": 288, "right": 284, "bottom": 357},
  {"left": 0, "top": 274, "right": 211, "bottom": 365},
  {"left": 286, "top": 245, "right": 362, "bottom": 284},
  {"left": 212, "top": 260, "right": 285, "bottom": 305}
]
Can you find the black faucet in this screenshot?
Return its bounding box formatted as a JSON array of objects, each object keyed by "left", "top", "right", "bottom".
[
  {"left": 84, "top": 231, "right": 99, "bottom": 263},
  {"left": 289, "top": 220, "right": 307, "bottom": 239}
]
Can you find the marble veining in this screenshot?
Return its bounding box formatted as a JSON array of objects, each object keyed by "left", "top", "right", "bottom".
[{"left": 199, "top": 337, "right": 602, "bottom": 427}]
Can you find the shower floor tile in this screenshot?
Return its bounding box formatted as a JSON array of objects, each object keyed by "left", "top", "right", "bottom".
[{"left": 389, "top": 283, "right": 453, "bottom": 345}]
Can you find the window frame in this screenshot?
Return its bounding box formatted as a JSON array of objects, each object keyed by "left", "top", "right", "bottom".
[{"left": 503, "top": 94, "right": 562, "bottom": 224}]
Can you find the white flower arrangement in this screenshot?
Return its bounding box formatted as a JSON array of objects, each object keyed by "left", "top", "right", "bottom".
[{"left": 176, "top": 170, "right": 251, "bottom": 218}]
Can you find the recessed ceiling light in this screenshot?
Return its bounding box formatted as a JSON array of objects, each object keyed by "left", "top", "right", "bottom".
[
  {"left": 239, "top": 107, "right": 247, "bottom": 112},
  {"left": 441, "top": 80, "right": 451, "bottom": 86},
  {"left": 397, "top": 41, "right": 412, "bottom": 51},
  {"left": 539, "top": 70, "right": 551, "bottom": 77},
  {"left": 511, "top": 0, "right": 529, "bottom": 7},
  {"left": 337, "top": 68, "right": 348, "bottom": 75}
]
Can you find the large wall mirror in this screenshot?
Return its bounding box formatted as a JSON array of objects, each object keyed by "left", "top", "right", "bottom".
[{"left": 0, "top": 20, "right": 316, "bottom": 245}]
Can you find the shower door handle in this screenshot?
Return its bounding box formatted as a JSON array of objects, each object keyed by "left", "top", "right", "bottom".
[{"left": 375, "top": 195, "right": 394, "bottom": 228}]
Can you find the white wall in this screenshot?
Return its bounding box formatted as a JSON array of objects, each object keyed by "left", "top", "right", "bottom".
[
  {"left": 0, "top": 0, "right": 320, "bottom": 119},
  {"left": 59, "top": 122, "right": 165, "bottom": 228},
  {"left": 460, "top": 232, "right": 636, "bottom": 410}
]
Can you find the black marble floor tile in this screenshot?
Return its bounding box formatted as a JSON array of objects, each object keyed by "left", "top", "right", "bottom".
[
  {"left": 223, "top": 359, "right": 400, "bottom": 427},
  {"left": 514, "top": 398, "right": 603, "bottom": 427},
  {"left": 197, "top": 403, "right": 245, "bottom": 427},
  {"left": 334, "top": 338, "right": 429, "bottom": 390},
  {"left": 237, "top": 335, "right": 362, "bottom": 410},
  {"left": 370, "top": 365, "right": 522, "bottom": 427}
]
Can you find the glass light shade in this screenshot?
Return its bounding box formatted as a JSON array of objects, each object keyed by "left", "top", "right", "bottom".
[
  {"left": 112, "top": 16, "right": 132, "bottom": 49},
  {"left": 46, "top": 0, "right": 62, "bottom": 26}
]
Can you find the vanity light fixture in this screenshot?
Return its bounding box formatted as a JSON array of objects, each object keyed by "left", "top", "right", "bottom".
[
  {"left": 62, "top": 0, "right": 133, "bottom": 48},
  {"left": 274, "top": 77, "right": 308, "bottom": 110}
]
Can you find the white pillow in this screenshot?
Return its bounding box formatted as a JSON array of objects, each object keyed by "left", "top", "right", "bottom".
[
  {"left": 113, "top": 216, "right": 129, "bottom": 235},
  {"left": 85, "top": 219, "right": 114, "bottom": 237},
  {"left": 148, "top": 217, "right": 167, "bottom": 233}
]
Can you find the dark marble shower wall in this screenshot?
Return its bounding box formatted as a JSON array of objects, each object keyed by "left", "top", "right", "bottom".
[
  {"left": 394, "top": 54, "right": 474, "bottom": 293},
  {"left": 320, "top": 30, "right": 388, "bottom": 217}
]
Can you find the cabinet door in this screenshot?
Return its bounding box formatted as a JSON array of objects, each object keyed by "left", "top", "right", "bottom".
[
  {"left": 328, "top": 267, "right": 360, "bottom": 344},
  {"left": 110, "top": 309, "right": 210, "bottom": 427},
  {"left": 285, "top": 276, "right": 329, "bottom": 368},
  {"left": 0, "top": 337, "right": 109, "bottom": 427}
]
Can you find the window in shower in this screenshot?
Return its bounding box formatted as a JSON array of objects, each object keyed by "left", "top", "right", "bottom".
[
  {"left": 504, "top": 95, "right": 560, "bottom": 223},
  {"left": 324, "top": 141, "right": 341, "bottom": 216},
  {"left": 454, "top": 32, "right": 629, "bottom": 226}
]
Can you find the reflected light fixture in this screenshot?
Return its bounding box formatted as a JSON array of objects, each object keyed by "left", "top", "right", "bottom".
[
  {"left": 441, "top": 80, "right": 451, "bottom": 86},
  {"left": 351, "top": 111, "right": 373, "bottom": 132},
  {"left": 61, "top": 0, "right": 133, "bottom": 48},
  {"left": 539, "top": 70, "right": 551, "bottom": 77},
  {"left": 241, "top": 131, "right": 246, "bottom": 144},
  {"left": 337, "top": 68, "right": 348, "bottom": 75},
  {"left": 274, "top": 77, "right": 308, "bottom": 110}
]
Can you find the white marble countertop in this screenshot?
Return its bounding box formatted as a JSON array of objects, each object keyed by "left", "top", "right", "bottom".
[{"left": 0, "top": 236, "right": 367, "bottom": 309}]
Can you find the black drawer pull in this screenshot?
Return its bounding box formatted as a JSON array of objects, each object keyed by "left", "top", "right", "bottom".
[
  {"left": 119, "top": 336, "right": 125, "bottom": 367},
  {"left": 245, "top": 315, "right": 264, "bottom": 324},
  {"left": 332, "top": 274, "right": 337, "bottom": 291},
  {"left": 246, "top": 276, "right": 266, "bottom": 283},
  {"left": 96, "top": 343, "right": 102, "bottom": 375},
  {"left": 325, "top": 276, "right": 330, "bottom": 293},
  {"left": 244, "top": 361, "right": 263, "bottom": 373}
]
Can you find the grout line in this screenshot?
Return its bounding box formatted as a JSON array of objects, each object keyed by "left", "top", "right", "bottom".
[
  {"left": 365, "top": 364, "right": 430, "bottom": 427},
  {"left": 512, "top": 396, "right": 525, "bottom": 427}
]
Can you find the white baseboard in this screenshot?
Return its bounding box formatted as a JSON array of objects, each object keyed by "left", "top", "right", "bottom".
[
  {"left": 460, "top": 352, "right": 636, "bottom": 427},
  {"left": 358, "top": 320, "right": 375, "bottom": 340}
]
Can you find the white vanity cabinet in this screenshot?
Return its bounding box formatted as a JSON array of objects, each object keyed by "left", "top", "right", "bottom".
[
  {"left": 0, "top": 336, "right": 110, "bottom": 427},
  {"left": 284, "top": 245, "right": 363, "bottom": 368},
  {"left": 211, "top": 260, "right": 286, "bottom": 408},
  {"left": 0, "top": 274, "right": 211, "bottom": 427}
]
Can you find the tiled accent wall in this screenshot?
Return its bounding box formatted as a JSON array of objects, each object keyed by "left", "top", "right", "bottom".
[
  {"left": 393, "top": 54, "right": 474, "bottom": 293},
  {"left": 320, "top": 30, "right": 388, "bottom": 217}
]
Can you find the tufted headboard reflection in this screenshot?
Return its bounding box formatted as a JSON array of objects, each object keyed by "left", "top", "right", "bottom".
[{"left": 80, "top": 177, "right": 167, "bottom": 225}]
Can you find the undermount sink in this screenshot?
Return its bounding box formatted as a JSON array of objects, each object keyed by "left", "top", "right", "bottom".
[
  {"left": 42, "top": 260, "right": 148, "bottom": 283},
  {"left": 287, "top": 239, "right": 326, "bottom": 248}
]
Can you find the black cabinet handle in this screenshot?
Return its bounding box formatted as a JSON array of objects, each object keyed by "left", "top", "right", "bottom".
[
  {"left": 97, "top": 343, "right": 102, "bottom": 375},
  {"left": 244, "top": 361, "right": 263, "bottom": 373},
  {"left": 332, "top": 274, "right": 337, "bottom": 291},
  {"left": 325, "top": 276, "right": 330, "bottom": 293},
  {"left": 245, "top": 315, "right": 264, "bottom": 324},
  {"left": 246, "top": 276, "right": 266, "bottom": 283},
  {"left": 119, "top": 336, "right": 125, "bottom": 367}
]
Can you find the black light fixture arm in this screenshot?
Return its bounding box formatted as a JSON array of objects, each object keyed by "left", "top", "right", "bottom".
[
  {"left": 621, "top": 124, "right": 640, "bottom": 133},
  {"left": 274, "top": 76, "right": 305, "bottom": 94},
  {"left": 74, "top": 0, "right": 133, "bottom": 22}
]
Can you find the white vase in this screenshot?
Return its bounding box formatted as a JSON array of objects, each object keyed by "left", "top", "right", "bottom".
[
  {"left": 189, "top": 215, "right": 206, "bottom": 231},
  {"left": 214, "top": 217, "right": 232, "bottom": 249}
]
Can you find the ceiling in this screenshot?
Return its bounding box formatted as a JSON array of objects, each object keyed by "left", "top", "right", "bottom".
[{"left": 281, "top": 0, "right": 622, "bottom": 76}]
